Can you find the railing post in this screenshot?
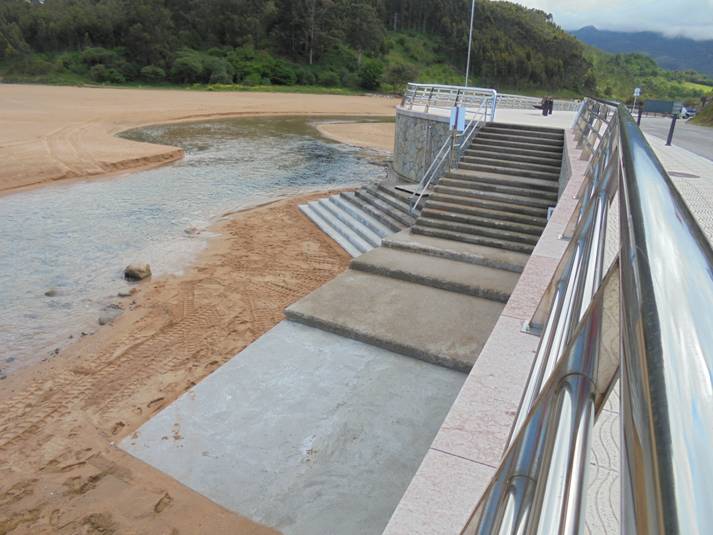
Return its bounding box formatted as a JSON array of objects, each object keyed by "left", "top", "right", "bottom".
[{"left": 425, "top": 86, "right": 434, "bottom": 113}]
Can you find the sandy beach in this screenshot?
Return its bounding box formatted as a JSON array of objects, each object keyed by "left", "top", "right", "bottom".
[
  {"left": 0, "top": 191, "right": 355, "bottom": 534},
  {"left": 0, "top": 84, "right": 400, "bottom": 533},
  {"left": 0, "top": 84, "right": 398, "bottom": 194}
]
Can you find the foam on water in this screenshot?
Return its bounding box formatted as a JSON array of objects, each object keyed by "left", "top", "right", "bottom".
[{"left": 0, "top": 116, "right": 385, "bottom": 374}]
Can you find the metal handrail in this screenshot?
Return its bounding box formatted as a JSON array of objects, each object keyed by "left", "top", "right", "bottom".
[
  {"left": 402, "top": 83, "right": 498, "bottom": 122},
  {"left": 409, "top": 98, "right": 489, "bottom": 213},
  {"left": 402, "top": 83, "right": 580, "bottom": 115},
  {"left": 460, "top": 97, "right": 713, "bottom": 534}
]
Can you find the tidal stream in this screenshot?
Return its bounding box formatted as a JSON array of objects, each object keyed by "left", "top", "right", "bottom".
[{"left": 0, "top": 116, "right": 386, "bottom": 375}]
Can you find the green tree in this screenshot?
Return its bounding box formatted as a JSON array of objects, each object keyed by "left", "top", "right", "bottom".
[{"left": 359, "top": 58, "right": 383, "bottom": 90}]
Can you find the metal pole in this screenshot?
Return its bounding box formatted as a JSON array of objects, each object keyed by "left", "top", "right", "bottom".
[
  {"left": 465, "top": 0, "right": 476, "bottom": 87},
  {"left": 666, "top": 114, "right": 677, "bottom": 146}
]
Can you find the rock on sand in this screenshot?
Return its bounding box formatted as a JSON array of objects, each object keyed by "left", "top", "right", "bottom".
[{"left": 124, "top": 263, "right": 151, "bottom": 281}]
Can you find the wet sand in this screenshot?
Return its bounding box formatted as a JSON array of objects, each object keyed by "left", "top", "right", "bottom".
[
  {"left": 0, "top": 191, "right": 353, "bottom": 534},
  {"left": 317, "top": 122, "right": 395, "bottom": 152},
  {"left": 0, "top": 84, "right": 399, "bottom": 194}
]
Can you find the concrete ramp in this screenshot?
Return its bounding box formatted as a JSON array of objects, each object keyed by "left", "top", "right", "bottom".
[{"left": 121, "top": 321, "right": 465, "bottom": 535}]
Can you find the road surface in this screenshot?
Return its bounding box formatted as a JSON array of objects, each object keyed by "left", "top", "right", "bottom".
[{"left": 639, "top": 116, "right": 713, "bottom": 162}]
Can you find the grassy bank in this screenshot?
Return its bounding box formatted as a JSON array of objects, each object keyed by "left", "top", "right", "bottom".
[{"left": 693, "top": 106, "right": 713, "bottom": 126}]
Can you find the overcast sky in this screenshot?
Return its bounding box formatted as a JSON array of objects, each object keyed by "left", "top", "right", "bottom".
[{"left": 506, "top": 0, "right": 713, "bottom": 40}]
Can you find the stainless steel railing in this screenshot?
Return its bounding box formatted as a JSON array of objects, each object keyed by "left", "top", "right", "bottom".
[
  {"left": 409, "top": 98, "right": 489, "bottom": 213},
  {"left": 460, "top": 97, "right": 713, "bottom": 534},
  {"left": 402, "top": 83, "right": 498, "bottom": 122},
  {"left": 401, "top": 83, "right": 580, "bottom": 115}
]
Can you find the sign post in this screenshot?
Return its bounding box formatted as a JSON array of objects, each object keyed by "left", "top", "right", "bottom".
[{"left": 632, "top": 87, "right": 641, "bottom": 113}]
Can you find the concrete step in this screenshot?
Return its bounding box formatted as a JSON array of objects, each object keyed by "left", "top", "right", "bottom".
[
  {"left": 299, "top": 204, "right": 362, "bottom": 257},
  {"left": 377, "top": 182, "right": 414, "bottom": 205},
  {"left": 383, "top": 229, "right": 529, "bottom": 273},
  {"left": 467, "top": 143, "right": 563, "bottom": 161},
  {"left": 434, "top": 184, "right": 555, "bottom": 210},
  {"left": 331, "top": 195, "right": 393, "bottom": 238},
  {"left": 350, "top": 247, "right": 518, "bottom": 303},
  {"left": 460, "top": 155, "right": 561, "bottom": 175},
  {"left": 472, "top": 138, "right": 563, "bottom": 154},
  {"left": 416, "top": 216, "right": 540, "bottom": 246},
  {"left": 447, "top": 168, "right": 559, "bottom": 193},
  {"left": 425, "top": 198, "right": 548, "bottom": 227},
  {"left": 285, "top": 270, "right": 505, "bottom": 371},
  {"left": 411, "top": 225, "right": 535, "bottom": 254},
  {"left": 481, "top": 125, "right": 564, "bottom": 141},
  {"left": 439, "top": 177, "right": 558, "bottom": 203},
  {"left": 320, "top": 198, "right": 382, "bottom": 247},
  {"left": 457, "top": 161, "right": 560, "bottom": 182},
  {"left": 383, "top": 229, "right": 528, "bottom": 272},
  {"left": 367, "top": 184, "right": 414, "bottom": 216},
  {"left": 486, "top": 122, "right": 565, "bottom": 136},
  {"left": 355, "top": 189, "right": 416, "bottom": 227},
  {"left": 428, "top": 190, "right": 549, "bottom": 219},
  {"left": 308, "top": 201, "right": 371, "bottom": 254},
  {"left": 464, "top": 148, "right": 563, "bottom": 167},
  {"left": 421, "top": 207, "right": 544, "bottom": 237},
  {"left": 478, "top": 131, "right": 564, "bottom": 148},
  {"left": 340, "top": 191, "right": 404, "bottom": 233}
]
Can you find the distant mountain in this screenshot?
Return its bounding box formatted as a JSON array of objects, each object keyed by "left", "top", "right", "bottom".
[{"left": 571, "top": 26, "right": 713, "bottom": 76}]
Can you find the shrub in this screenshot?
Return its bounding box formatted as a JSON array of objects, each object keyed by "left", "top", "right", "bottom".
[
  {"left": 242, "top": 72, "right": 262, "bottom": 86},
  {"left": 298, "top": 68, "right": 317, "bottom": 85},
  {"left": 268, "top": 61, "right": 297, "bottom": 85},
  {"left": 342, "top": 71, "right": 361, "bottom": 88},
  {"left": 10, "top": 55, "right": 55, "bottom": 76},
  {"left": 81, "top": 47, "right": 118, "bottom": 66},
  {"left": 140, "top": 65, "right": 166, "bottom": 82},
  {"left": 119, "top": 61, "right": 140, "bottom": 81},
  {"left": 384, "top": 62, "right": 419, "bottom": 92},
  {"left": 209, "top": 67, "right": 233, "bottom": 84},
  {"left": 317, "top": 70, "right": 339, "bottom": 87},
  {"left": 171, "top": 53, "right": 204, "bottom": 83},
  {"left": 204, "top": 57, "right": 234, "bottom": 84},
  {"left": 358, "top": 59, "right": 383, "bottom": 90},
  {"left": 89, "top": 64, "right": 125, "bottom": 83}
]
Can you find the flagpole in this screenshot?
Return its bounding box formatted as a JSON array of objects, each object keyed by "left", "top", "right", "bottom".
[{"left": 464, "top": 0, "right": 476, "bottom": 87}]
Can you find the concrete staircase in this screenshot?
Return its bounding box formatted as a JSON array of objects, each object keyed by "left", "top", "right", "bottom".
[
  {"left": 290, "top": 122, "right": 564, "bottom": 372},
  {"left": 413, "top": 123, "right": 564, "bottom": 254},
  {"left": 299, "top": 182, "right": 417, "bottom": 257},
  {"left": 286, "top": 229, "right": 527, "bottom": 372}
]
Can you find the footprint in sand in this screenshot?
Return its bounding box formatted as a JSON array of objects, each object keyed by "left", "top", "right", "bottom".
[
  {"left": 111, "top": 421, "right": 125, "bottom": 436},
  {"left": 153, "top": 492, "right": 173, "bottom": 514}
]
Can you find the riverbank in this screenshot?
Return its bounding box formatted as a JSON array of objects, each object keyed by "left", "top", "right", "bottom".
[
  {"left": 0, "top": 190, "right": 354, "bottom": 534},
  {"left": 316, "top": 122, "right": 395, "bottom": 152},
  {"left": 0, "top": 84, "right": 399, "bottom": 194}
]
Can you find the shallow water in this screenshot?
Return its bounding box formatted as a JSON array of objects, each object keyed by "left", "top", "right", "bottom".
[{"left": 0, "top": 116, "right": 386, "bottom": 375}]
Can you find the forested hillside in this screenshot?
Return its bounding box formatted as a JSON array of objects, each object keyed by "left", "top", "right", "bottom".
[
  {"left": 585, "top": 47, "right": 713, "bottom": 105},
  {"left": 572, "top": 26, "right": 713, "bottom": 77},
  {"left": 0, "top": 0, "right": 711, "bottom": 104},
  {"left": 0, "top": 0, "right": 594, "bottom": 93}
]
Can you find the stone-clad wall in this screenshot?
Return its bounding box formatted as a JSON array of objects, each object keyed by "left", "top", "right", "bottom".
[{"left": 393, "top": 108, "right": 450, "bottom": 183}]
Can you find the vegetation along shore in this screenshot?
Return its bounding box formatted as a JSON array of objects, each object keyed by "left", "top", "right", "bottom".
[{"left": 1, "top": 0, "right": 711, "bottom": 105}]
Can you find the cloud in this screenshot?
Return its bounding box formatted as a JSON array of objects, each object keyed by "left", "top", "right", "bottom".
[{"left": 504, "top": 0, "right": 713, "bottom": 40}]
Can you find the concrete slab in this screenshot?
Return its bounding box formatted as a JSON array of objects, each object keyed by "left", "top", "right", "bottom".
[
  {"left": 350, "top": 246, "right": 519, "bottom": 302},
  {"left": 121, "top": 321, "right": 465, "bottom": 535},
  {"left": 285, "top": 270, "right": 505, "bottom": 372}
]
